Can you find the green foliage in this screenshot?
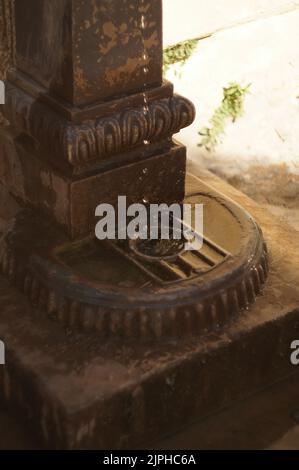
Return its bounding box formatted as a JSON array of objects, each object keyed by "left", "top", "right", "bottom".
[
  {"left": 198, "top": 82, "right": 251, "bottom": 151},
  {"left": 163, "top": 38, "right": 199, "bottom": 76}
]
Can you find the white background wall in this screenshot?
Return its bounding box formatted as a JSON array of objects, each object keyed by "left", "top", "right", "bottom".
[
  {"left": 163, "top": 4, "right": 299, "bottom": 176},
  {"left": 163, "top": 0, "right": 299, "bottom": 45}
]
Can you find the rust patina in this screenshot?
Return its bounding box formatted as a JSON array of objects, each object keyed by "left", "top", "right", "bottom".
[{"left": 0, "top": 0, "right": 272, "bottom": 449}]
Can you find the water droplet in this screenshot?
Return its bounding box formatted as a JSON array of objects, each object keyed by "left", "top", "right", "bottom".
[
  {"left": 139, "top": 1, "right": 151, "bottom": 120},
  {"left": 143, "top": 140, "right": 150, "bottom": 145},
  {"left": 143, "top": 168, "right": 148, "bottom": 174},
  {"left": 141, "top": 15, "right": 145, "bottom": 29},
  {"left": 142, "top": 197, "right": 149, "bottom": 204}
]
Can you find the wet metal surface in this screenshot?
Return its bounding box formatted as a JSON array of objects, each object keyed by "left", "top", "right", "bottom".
[
  {"left": 0, "top": 171, "right": 268, "bottom": 338},
  {"left": 0, "top": 167, "right": 298, "bottom": 448},
  {"left": 0, "top": 0, "right": 281, "bottom": 450},
  {"left": 15, "top": 0, "right": 162, "bottom": 105}
]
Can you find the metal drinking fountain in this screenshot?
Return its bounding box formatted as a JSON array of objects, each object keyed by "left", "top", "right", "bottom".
[{"left": 0, "top": 0, "right": 268, "bottom": 339}]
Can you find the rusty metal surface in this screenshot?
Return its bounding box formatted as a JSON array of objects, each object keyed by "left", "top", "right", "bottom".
[
  {"left": 0, "top": 130, "right": 186, "bottom": 237},
  {"left": 14, "top": 0, "right": 162, "bottom": 105},
  {"left": 3, "top": 82, "right": 195, "bottom": 170},
  {"left": 0, "top": 0, "right": 14, "bottom": 81},
  {"left": 0, "top": 0, "right": 14, "bottom": 126},
  {"left": 1, "top": 0, "right": 183, "bottom": 194},
  {"left": 0, "top": 172, "right": 268, "bottom": 338},
  {"left": 0, "top": 0, "right": 268, "bottom": 340},
  {"left": 1, "top": 0, "right": 195, "bottom": 229},
  {"left": 0, "top": 0, "right": 282, "bottom": 451},
  {"left": 0, "top": 167, "right": 297, "bottom": 449}
]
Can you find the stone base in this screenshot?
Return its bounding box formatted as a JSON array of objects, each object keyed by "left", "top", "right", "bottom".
[{"left": 0, "top": 164, "right": 299, "bottom": 449}]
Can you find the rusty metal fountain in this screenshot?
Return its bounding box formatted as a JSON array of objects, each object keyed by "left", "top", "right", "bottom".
[{"left": 0, "top": 0, "right": 275, "bottom": 449}]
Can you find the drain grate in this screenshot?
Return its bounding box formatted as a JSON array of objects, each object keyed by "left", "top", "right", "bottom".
[{"left": 107, "top": 233, "right": 231, "bottom": 285}]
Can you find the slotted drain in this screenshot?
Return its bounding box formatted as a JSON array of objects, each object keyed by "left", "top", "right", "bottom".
[{"left": 108, "top": 230, "right": 231, "bottom": 285}]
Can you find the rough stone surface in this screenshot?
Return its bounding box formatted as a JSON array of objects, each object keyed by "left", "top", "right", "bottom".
[
  {"left": 157, "top": 372, "right": 299, "bottom": 450},
  {"left": 225, "top": 164, "right": 299, "bottom": 233},
  {"left": 3, "top": 372, "right": 299, "bottom": 449}
]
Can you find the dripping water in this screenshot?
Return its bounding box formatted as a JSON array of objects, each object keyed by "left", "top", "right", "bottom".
[
  {"left": 139, "top": 0, "right": 150, "bottom": 209},
  {"left": 140, "top": 0, "right": 150, "bottom": 146}
]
